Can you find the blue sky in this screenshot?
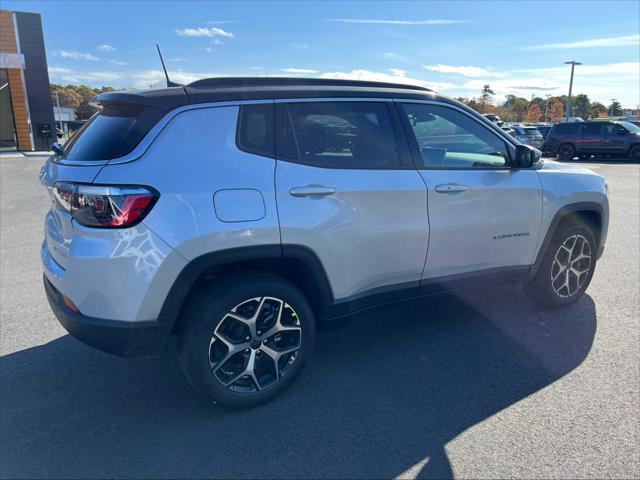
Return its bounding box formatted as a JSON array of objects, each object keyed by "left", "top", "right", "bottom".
[{"left": 5, "top": 0, "right": 640, "bottom": 106}]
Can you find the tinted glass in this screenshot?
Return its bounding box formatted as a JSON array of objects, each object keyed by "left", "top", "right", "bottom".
[
  {"left": 613, "top": 122, "right": 639, "bottom": 133},
  {"left": 582, "top": 123, "right": 603, "bottom": 135},
  {"left": 603, "top": 123, "right": 626, "bottom": 135},
  {"left": 555, "top": 123, "right": 581, "bottom": 135},
  {"left": 236, "top": 103, "right": 274, "bottom": 158},
  {"left": 401, "top": 103, "right": 509, "bottom": 168},
  {"left": 60, "top": 103, "right": 164, "bottom": 161},
  {"left": 284, "top": 102, "right": 400, "bottom": 169}
]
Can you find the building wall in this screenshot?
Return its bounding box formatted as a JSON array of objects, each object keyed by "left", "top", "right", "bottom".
[
  {"left": 0, "top": 9, "right": 33, "bottom": 151},
  {"left": 15, "top": 11, "right": 55, "bottom": 151}
]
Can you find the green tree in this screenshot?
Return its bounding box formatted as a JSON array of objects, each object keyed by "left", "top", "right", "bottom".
[
  {"left": 591, "top": 102, "right": 607, "bottom": 117},
  {"left": 572, "top": 94, "right": 592, "bottom": 119},
  {"left": 478, "top": 85, "right": 495, "bottom": 113},
  {"left": 607, "top": 101, "right": 623, "bottom": 116}
]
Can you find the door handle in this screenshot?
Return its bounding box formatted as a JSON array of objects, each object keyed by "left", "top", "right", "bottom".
[
  {"left": 289, "top": 186, "right": 336, "bottom": 197},
  {"left": 435, "top": 184, "right": 467, "bottom": 193}
]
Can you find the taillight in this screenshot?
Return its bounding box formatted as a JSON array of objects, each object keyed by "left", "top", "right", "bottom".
[{"left": 53, "top": 183, "right": 158, "bottom": 228}]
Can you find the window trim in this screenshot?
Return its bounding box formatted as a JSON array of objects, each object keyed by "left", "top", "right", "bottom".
[
  {"left": 274, "top": 99, "right": 414, "bottom": 170},
  {"left": 394, "top": 100, "right": 518, "bottom": 171}
]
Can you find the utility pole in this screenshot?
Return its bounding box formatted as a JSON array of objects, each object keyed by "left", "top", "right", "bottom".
[
  {"left": 544, "top": 94, "right": 551, "bottom": 122},
  {"left": 609, "top": 98, "right": 617, "bottom": 117},
  {"left": 564, "top": 61, "right": 581, "bottom": 121}
]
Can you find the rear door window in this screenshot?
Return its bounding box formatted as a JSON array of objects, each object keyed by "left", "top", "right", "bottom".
[
  {"left": 581, "top": 123, "right": 603, "bottom": 136},
  {"left": 282, "top": 102, "right": 401, "bottom": 169},
  {"left": 59, "top": 103, "right": 164, "bottom": 161},
  {"left": 555, "top": 123, "right": 581, "bottom": 135}
]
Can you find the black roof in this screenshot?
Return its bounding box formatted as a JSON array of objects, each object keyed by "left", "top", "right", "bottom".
[{"left": 96, "top": 76, "right": 440, "bottom": 111}]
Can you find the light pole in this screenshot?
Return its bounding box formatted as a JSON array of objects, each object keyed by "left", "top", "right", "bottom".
[
  {"left": 564, "top": 61, "right": 581, "bottom": 121},
  {"left": 544, "top": 94, "right": 551, "bottom": 122},
  {"left": 609, "top": 98, "right": 617, "bottom": 117}
]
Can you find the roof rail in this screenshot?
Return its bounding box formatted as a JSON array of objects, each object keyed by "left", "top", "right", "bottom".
[{"left": 186, "top": 76, "right": 431, "bottom": 92}]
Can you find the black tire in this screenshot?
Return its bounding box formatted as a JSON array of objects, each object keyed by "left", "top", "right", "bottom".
[
  {"left": 526, "top": 221, "right": 597, "bottom": 309},
  {"left": 177, "top": 273, "right": 315, "bottom": 408},
  {"left": 628, "top": 145, "right": 640, "bottom": 162},
  {"left": 558, "top": 143, "right": 576, "bottom": 161}
]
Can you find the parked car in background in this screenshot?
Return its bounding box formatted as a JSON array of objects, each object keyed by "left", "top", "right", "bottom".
[
  {"left": 500, "top": 124, "right": 515, "bottom": 136},
  {"left": 527, "top": 122, "right": 553, "bottom": 139},
  {"left": 559, "top": 117, "right": 585, "bottom": 123},
  {"left": 545, "top": 121, "right": 640, "bottom": 160},
  {"left": 511, "top": 125, "right": 545, "bottom": 149},
  {"left": 482, "top": 113, "right": 501, "bottom": 124}
]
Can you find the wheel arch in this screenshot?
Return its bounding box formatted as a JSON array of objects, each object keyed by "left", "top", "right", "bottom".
[
  {"left": 531, "top": 202, "right": 604, "bottom": 278},
  {"left": 160, "top": 245, "right": 335, "bottom": 334}
]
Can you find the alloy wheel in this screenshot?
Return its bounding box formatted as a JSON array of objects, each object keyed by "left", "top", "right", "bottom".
[
  {"left": 208, "top": 296, "right": 302, "bottom": 392},
  {"left": 551, "top": 234, "right": 592, "bottom": 298}
]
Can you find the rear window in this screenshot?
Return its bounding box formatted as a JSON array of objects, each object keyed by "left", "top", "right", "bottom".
[
  {"left": 554, "top": 123, "right": 581, "bottom": 135},
  {"left": 524, "top": 128, "right": 542, "bottom": 136},
  {"left": 59, "top": 103, "right": 165, "bottom": 161}
]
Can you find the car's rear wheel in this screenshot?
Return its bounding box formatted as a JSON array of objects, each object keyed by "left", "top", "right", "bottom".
[
  {"left": 526, "top": 221, "right": 597, "bottom": 308},
  {"left": 558, "top": 143, "right": 576, "bottom": 161},
  {"left": 629, "top": 145, "right": 640, "bottom": 162},
  {"left": 178, "top": 274, "right": 315, "bottom": 408}
]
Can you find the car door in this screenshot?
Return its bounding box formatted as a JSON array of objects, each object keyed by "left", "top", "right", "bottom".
[
  {"left": 602, "top": 123, "right": 630, "bottom": 154},
  {"left": 396, "top": 101, "right": 543, "bottom": 287},
  {"left": 274, "top": 100, "right": 429, "bottom": 306},
  {"left": 579, "top": 123, "right": 605, "bottom": 153}
]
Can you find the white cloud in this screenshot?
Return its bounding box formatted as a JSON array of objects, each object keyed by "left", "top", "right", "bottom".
[
  {"left": 290, "top": 42, "right": 309, "bottom": 49},
  {"left": 107, "top": 60, "right": 128, "bottom": 66},
  {"left": 57, "top": 50, "right": 99, "bottom": 61},
  {"left": 97, "top": 44, "right": 115, "bottom": 51},
  {"left": 281, "top": 68, "right": 319, "bottom": 74},
  {"left": 319, "top": 68, "right": 457, "bottom": 91},
  {"left": 175, "top": 27, "right": 234, "bottom": 38},
  {"left": 326, "top": 18, "right": 469, "bottom": 25},
  {"left": 48, "top": 66, "right": 123, "bottom": 84},
  {"left": 524, "top": 34, "right": 639, "bottom": 50},
  {"left": 423, "top": 64, "right": 504, "bottom": 78}
]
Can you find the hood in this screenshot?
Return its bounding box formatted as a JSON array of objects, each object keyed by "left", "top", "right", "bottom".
[{"left": 537, "top": 159, "right": 600, "bottom": 176}]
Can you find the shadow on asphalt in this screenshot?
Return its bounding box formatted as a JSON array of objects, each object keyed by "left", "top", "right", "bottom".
[{"left": 0, "top": 286, "right": 597, "bottom": 479}]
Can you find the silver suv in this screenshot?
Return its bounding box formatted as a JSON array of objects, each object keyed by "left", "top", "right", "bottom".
[{"left": 41, "top": 78, "right": 609, "bottom": 407}]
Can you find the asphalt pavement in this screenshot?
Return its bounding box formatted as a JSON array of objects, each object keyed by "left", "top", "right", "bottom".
[{"left": 0, "top": 152, "right": 638, "bottom": 479}]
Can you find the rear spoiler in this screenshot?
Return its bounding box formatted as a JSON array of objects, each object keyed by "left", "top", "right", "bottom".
[{"left": 96, "top": 88, "right": 188, "bottom": 111}]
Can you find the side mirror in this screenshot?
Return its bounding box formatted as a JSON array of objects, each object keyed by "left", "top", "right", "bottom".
[
  {"left": 514, "top": 144, "right": 541, "bottom": 168},
  {"left": 51, "top": 143, "right": 64, "bottom": 156}
]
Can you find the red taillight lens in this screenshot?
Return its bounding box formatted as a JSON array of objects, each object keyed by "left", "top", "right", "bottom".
[{"left": 53, "top": 183, "right": 158, "bottom": 228}]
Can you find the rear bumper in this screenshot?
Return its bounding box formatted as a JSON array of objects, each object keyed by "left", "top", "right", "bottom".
[{"left": 44, "top": 274, "right": 169, "bottom": 357}]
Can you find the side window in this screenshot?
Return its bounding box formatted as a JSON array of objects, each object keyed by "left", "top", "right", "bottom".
[
  {"left": 555, "top": 123, "right": 580, "bottom": 135},
  {"left": 401, "top": 103, "right": 510, "bottom": 169},
  {"left": 582, "top": 123, "right": 603, "bottom": 135},
  {"left": 604, "top": 123, "right": 626, "bottom": 135},
  {"left": 236, "top": 103, "right": 274, "bottom": 158},
  {"left": 283, "top": 102, "right": 401, "bottom": 169}
]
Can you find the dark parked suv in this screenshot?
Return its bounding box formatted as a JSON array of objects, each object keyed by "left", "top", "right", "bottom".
[{"left": 546, "top": 121, "right": 640, "bottom": 161}]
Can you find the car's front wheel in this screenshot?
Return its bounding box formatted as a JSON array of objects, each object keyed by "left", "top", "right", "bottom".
[
  {"left": 558, "top": 143, "right": 576, "bottom": 161},
  {"left": 178, "top": 274, "right": 315, "bottom": 408},
  {"left": 628, "top": 145, "right": 640, "bottom": 162},
  {"left": 526, "top": 221, "right": 597, "bottom": 308}
]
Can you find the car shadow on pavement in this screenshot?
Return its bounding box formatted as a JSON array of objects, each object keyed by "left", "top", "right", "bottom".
[{"left": 0, "top": 286, "right": 597, "bottom": 479}]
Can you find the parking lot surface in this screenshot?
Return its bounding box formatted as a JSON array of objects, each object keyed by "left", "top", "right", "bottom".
[{"left": 1, "top": 153, "right": 638, "bottom": 479}]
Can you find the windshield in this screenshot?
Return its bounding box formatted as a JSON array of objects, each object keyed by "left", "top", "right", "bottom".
[
  {"left": 58, "top": 103, "right": 165, "bottom": 161},
  {"left": 617, "top": 121, "right": 640, "bottom": 133}
]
